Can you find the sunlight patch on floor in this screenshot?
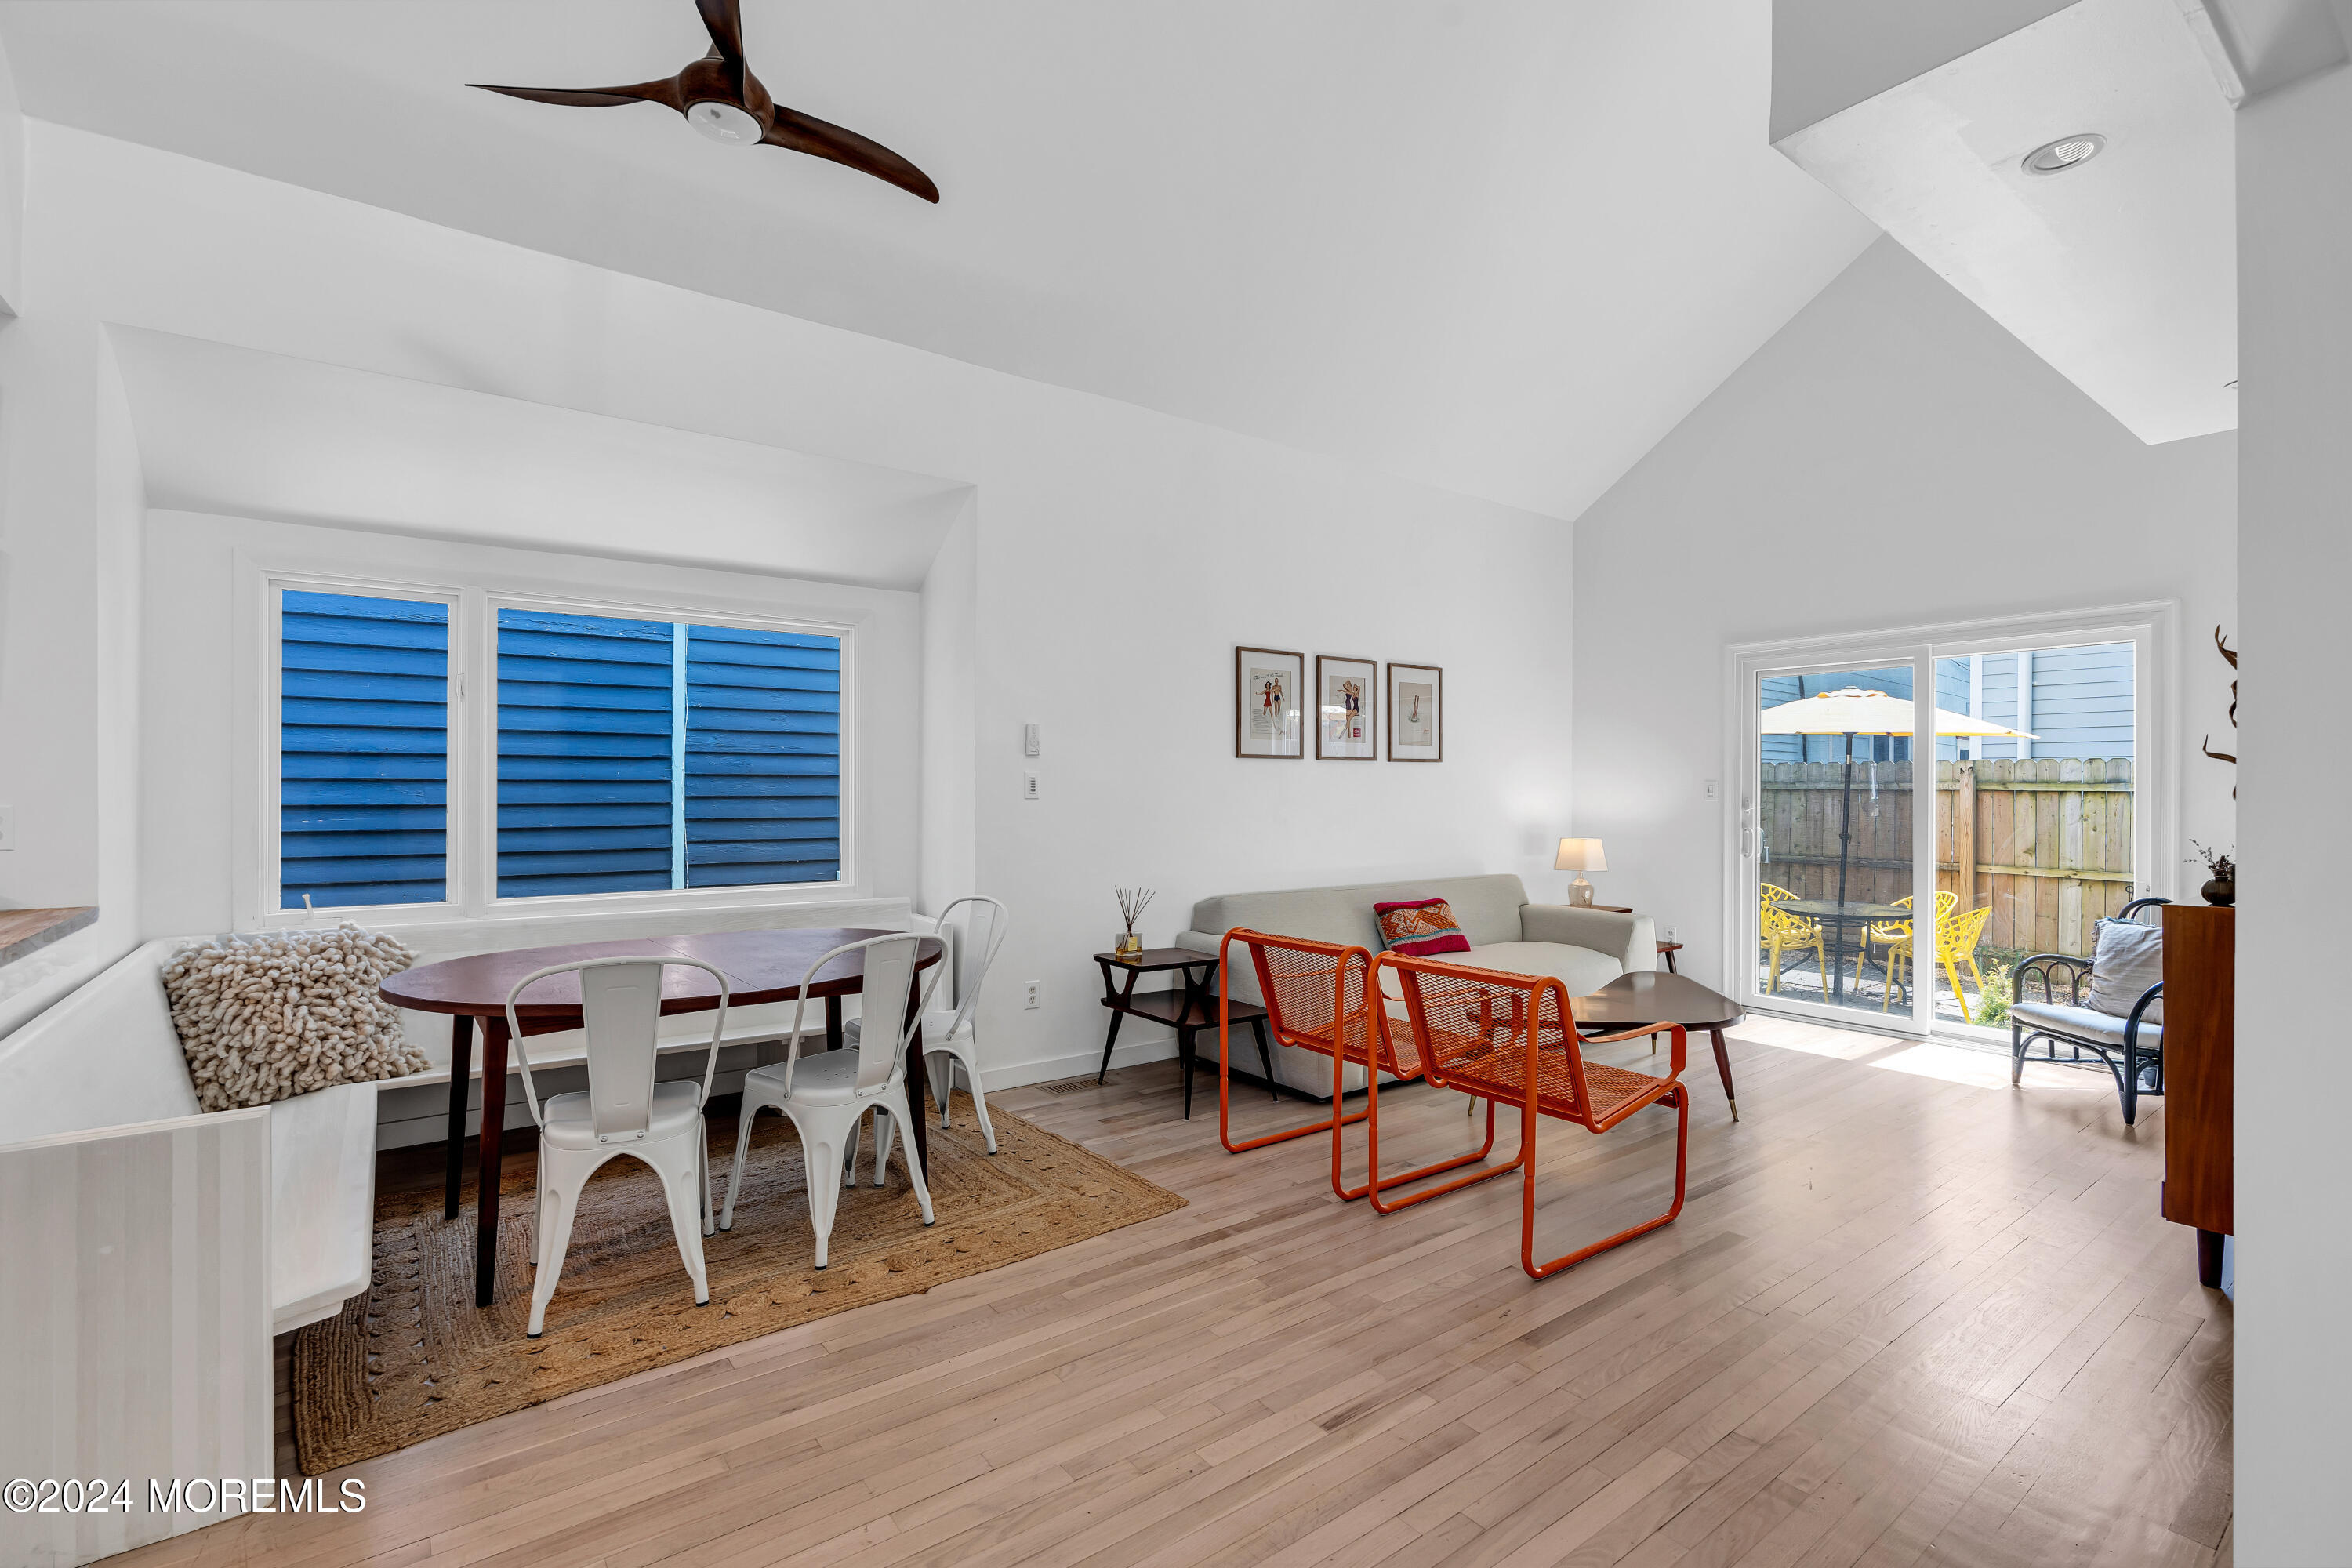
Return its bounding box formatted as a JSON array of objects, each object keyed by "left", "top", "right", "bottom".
[{"left": 1870, "top": 1041, "right": 2105, "bottom": 1091}]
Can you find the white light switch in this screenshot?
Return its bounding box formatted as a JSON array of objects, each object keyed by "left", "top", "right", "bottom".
[
  {"left": 1704, "top": 779, "right": 1718, "bottom": 800},
  {"left": 1023, "top": 724, "right": 1040, "bottom": 757}
]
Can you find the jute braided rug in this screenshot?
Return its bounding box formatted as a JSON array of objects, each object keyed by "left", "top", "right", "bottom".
[{"left": 292, "top": 1094, "right": 1185, "bottom": 1473}]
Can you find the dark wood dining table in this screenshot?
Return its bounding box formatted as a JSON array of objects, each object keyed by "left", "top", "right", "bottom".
[{"left": 379, "top": 926, "right": 943, "bottom": 1306}]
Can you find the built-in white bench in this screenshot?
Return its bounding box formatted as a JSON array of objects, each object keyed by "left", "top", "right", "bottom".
[{"left": 0, "top": 936, "right": 379, "bottom": 1335}]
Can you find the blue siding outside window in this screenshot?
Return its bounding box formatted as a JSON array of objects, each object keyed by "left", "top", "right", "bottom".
[
  {"left": 495, "top": 609, "right": 677, "bottom": 898},
  {"left": 686, "top": 626, "right": 843, "bottom": 887},
  {"left": 279, "top": 590, "right": 449, "bottom": 909}
]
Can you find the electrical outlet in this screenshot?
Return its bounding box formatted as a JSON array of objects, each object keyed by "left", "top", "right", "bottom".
[
  {"left": 1024, "top": 772, "right": 1040, "bottom": 800},
  {"left": 0, "top": 805, "right": 12, "bottom": 851},
  {"left": 1664, "top": 924, "right": 1679, "bottom": 942},
  {"left": 1023, "top": 981, "right": 1041, "bottom": 1009},
  {"left": 1023, "top": 724, "right": 1040, "bottom": 757}
]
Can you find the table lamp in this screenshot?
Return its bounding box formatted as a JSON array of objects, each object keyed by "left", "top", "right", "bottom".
[{"left": 1555, "top": 838, "right": 1606, "bottom": 907}]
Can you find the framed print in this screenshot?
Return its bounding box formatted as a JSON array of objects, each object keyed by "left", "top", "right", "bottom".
[
  {"left": 1387, "top": 662, "right": 1443, "bottom": 761},
  {"left": 1315, "top": 655, "right": 1377, "bottom": 760},
  {"left": 1235, "top": 646, "right": 1305, "bottom": 758}
]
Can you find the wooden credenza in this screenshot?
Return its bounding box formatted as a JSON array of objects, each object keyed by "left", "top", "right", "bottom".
[{"left": 2161, "top": 904, "right": 2234, "bottom": 1287}]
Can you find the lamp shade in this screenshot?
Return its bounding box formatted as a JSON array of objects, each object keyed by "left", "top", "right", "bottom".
[{"left": 1555, "top": 837, "right": 1606, "bottom": 873}]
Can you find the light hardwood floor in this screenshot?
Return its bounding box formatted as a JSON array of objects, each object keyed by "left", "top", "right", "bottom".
[{"left": 104, "top": 1015, "right": 2230, "bottom": 1568}]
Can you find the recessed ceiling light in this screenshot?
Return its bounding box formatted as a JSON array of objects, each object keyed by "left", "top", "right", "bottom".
[{"left": 2023, "top": 133, "right": 2106, "bottom": 175}]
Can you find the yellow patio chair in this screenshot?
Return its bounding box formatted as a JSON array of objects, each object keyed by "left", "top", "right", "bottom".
[
  {"left": 1860, "top": 891, "right": 1958, "bottom": 1009},
  {"left": 1759, "top": 884, "right": 1827, "bottom": 997},
  {"left": 1934, "top": 905, "right": 1995, "bottom": 1022}
]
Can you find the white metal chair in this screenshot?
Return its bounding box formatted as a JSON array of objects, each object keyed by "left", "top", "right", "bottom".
[
  {"left": 720, "top": 933, "right": 945, "bottom": 1267},
  {"left": 504, "top": 956, "right": 730, "bottom": 1339},
  {"left": 844, "top": 898, "right": 1008, "bottom": 1156}
]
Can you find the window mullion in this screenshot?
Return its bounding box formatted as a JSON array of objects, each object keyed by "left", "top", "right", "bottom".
[{"left": 672, "top": 623, "right": 688, "bottom": 891}]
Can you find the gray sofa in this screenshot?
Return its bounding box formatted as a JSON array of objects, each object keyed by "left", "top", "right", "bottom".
[{"left": 1174, "top": 873, "right": 1654, "bottom": 1094}]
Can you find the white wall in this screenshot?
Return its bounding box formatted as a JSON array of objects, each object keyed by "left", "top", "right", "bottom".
[
  {"left": 2233, "top": 57, "right": 2352, "bottom": 1568},
  {"left": 136, "top": 510, "right": 923, "bottom": 938},
  {"left": 1, "top": 122, "right": 1575, "bottom": 1084},
  {"left": 918, "top": 495, "right": 978, "bottom": 922},
  {"left": 1573, "top": 236, "right": 2237, "bottom": 982}
]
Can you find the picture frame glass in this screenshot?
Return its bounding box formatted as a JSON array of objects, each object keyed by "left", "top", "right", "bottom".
[
  {"left": 1388, "top": 663, "right": 1442, "bottom": 761},
  {"left": 1236, "top": 648, "right": 1305, "bottom": 757},
  {"left": 1316, "top": 656, "right": 1377, "bottom": 760}
]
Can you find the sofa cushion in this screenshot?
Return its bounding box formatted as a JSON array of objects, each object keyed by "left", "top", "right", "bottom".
[
  {"left": 1187, "top": 873, "right": 1529, "bottom": 953},
  {"left": 1373, "top": 898, "right": 1472, "bottom": 957},
  {"left": 2012, "top": 999, "right": 2162, "bottom": 1050},
  {"left": 1374, "top": 942, "right": 1626, "bottom": 1003}
]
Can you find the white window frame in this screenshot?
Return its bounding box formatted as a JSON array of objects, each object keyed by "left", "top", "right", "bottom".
[
  {"left": 1723, "top": 600, "right": 2179, "bottom": 1042},
  {"left": 239, "top": 564, "right": 859, "bottom": 927}
]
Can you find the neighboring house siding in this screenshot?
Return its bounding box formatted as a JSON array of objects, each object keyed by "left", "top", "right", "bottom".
[
  {"left": 278, "top": 590, "right": 449, "bottom": 909},
  {"left": 495, "top": 609, "right": 677, "bottom": 898},
  {"left": 1759, "top": 645, "right": 2132, "bottom": 765},
  {"left": 684, "top": 626, "right": 843, "bottom": 888}
]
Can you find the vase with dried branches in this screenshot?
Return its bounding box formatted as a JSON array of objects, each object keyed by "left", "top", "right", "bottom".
[
  {"left": 1112, "top": 886, "right": 1155, "bottom": 961},
  {"left": 2189, "top": 840, "right": 2235, "bottom": 908}
]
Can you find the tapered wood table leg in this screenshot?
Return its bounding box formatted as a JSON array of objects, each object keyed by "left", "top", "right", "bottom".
[
  {"left": 1710, "top": 1028, "right": 1739, "bottom": 1122},
  {"left": 444, "top": 1014, "right": 474, "bottom": 1220},
  {"left": 474, "top": 1017, "right": 510, "bottom": 1308}
]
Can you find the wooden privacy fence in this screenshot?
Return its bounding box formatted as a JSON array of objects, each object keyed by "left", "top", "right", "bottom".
[{"left": 1758, "top": 758, "right": 2135, "bottom": 958}]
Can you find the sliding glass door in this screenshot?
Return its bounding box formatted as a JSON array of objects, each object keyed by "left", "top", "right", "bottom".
[
  {"left": 1751, "top": 660, "right": 1931, "bottom": 1029},
  {"left": 1733, "top": 608, "right": 2165, "bottom": 1043}
]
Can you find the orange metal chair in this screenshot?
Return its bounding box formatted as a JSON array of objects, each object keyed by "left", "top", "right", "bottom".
[
  {"left": 1217, "top": 927, "right": 1511, "bottom": 1209},
  {"left": 1378, "top": 950, "right": 1690, "bottom": 1278}
]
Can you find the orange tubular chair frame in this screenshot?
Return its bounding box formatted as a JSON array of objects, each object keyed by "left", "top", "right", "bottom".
[
  {"left": 1381, "top": 952, "right": 1690, "bottom": 1278},
  {"left": 1217, "top": 927, "right": 1511, "bottom": 1209}
]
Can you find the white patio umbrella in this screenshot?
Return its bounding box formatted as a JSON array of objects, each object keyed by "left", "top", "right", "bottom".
[{"left": 1759, "top": 687, "right": 2036, "bottom": 1001}]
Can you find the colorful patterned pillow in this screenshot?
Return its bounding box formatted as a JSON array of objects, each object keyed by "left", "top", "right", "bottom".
[{"left": 1373, "top": 898, "right": 1472, "bottom": 957}]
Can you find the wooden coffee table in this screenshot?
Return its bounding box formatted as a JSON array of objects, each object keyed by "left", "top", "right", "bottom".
[{"left": 1576, "top": 971, "right": 1746, "bottom": 1121}]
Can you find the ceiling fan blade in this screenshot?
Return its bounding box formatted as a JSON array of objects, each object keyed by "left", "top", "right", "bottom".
[
  {"left": 695, "top": 0, "right": 746, "bottom": 63},
  {"left": 762, "top": 106, "right": 940, "bottom": 202},
  {"left": 470, "top": 78, "right": 684, "bottom": 111}
]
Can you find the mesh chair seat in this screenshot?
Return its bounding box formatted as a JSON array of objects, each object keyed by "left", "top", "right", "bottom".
[{"left": 1380, "top": 950, "right": 1691, "bottom": 1278}]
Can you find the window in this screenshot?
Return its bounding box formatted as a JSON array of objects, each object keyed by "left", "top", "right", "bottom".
[
  {"left": 271, "top": 583, "right": 846, "bottom": 913},
  {"left": 280, "top": 590, "right": 450, "bottom": 910}
]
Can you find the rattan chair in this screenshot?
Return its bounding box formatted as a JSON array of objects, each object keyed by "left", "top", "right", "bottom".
[{"left": 1380, "top": 950, "right": 1689, "bottom": 1278}]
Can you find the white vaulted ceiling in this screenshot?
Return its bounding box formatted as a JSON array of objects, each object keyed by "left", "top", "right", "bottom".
[{"left": 0, "top": 1, "right": 1875, "bottom": 520}]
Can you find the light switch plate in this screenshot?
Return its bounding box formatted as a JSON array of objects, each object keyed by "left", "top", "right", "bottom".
[{"left": 1023, "top": 724, "right": 1040, "bottom": 757}]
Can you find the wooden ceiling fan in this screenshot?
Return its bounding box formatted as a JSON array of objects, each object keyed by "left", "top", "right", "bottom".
[{"left": 470, "top": 0, "right": 938, "bottom": 202}]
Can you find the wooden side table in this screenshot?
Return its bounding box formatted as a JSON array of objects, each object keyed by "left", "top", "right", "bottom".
[{"left": 1094, "top": 948, "right": 1276, "bottom": 1119}]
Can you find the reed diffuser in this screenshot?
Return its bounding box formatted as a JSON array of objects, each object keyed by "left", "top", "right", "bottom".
[{"left": 1113, "top": 886, "right": 1155, "bottom": 961}]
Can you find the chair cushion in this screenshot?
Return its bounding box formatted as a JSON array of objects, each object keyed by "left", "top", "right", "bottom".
[
  {"left": 2011, "top": 1000, "right": 2162, "bottom": 1051},
  {"left": 2086, "top": 920, "right": 2165, "bottom": 1023},
  {"left": 1373, "top": 898, "right": 1472, "bottom": 957},
  {"left": 539, "top": 1080, "right": 703, "bottom": 1151}
]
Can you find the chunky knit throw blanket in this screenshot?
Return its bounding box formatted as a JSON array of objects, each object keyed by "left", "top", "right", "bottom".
[{"left": 162, "top": 924, "right": 428, "bottom": 1111}]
